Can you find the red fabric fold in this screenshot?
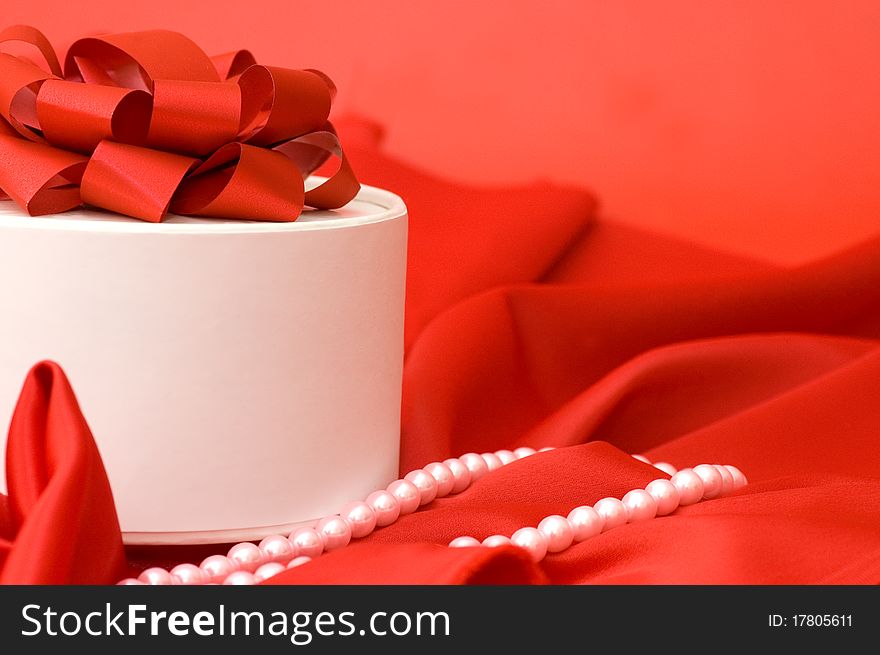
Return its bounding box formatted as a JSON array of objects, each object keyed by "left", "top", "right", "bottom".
[
  {"left": 0, "top": 362, "right": 125, "bottom": 584},
  {"left": 263, "top": 543, "right": 545, "bottom": 585}
]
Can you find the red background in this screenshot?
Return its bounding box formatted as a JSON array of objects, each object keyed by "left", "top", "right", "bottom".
[
  {"left": 3, "top": 0, "right": 879, "bottom": 264},
  {"left": 4, "top": 1, "right": 880, "bottom": 585}
]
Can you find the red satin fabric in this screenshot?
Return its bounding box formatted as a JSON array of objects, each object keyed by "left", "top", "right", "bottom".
[
  {"left": 4, "top": 116, "right": 880, "bottom": 584},
  {"left": 0, "top": 362, "right": 125, "bottom": 584}
]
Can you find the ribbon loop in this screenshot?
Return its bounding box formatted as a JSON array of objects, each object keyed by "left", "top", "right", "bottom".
[
  {"left": 244, "top": 66, "right": 332, "bottom": 146},
  {"left": 81, "top": 141, "right": 197, "bottom": 222},
  {"left": 37, "top": 80, "right": 151, "bottom": 153},
  {"left": 65, "top": 31, "right": 220, "bottom": 89},
  {"left": 0, "top": 135, "right": 87, "bottom": 215},
  {"left": 0, "top": 53, "right": 55, "bottom": 140},
  {"left": 0, "top": 25, "right": 63, "bottom": 77},
  {"left": 211, "top": 50, "right": 257, "bottom": 80},
  {"left": 148, "top": 79, "right": 240, "bottom": 156},
  {"left": 172, "top": 143, "right": 304, "bottom": 221},
  {"left": 275, "top": 128, "right": 360, "bottom": 210}
]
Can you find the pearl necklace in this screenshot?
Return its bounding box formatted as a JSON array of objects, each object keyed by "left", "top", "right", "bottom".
[{"left": 119, "top": 449, "right": 747, "bottom": 585}]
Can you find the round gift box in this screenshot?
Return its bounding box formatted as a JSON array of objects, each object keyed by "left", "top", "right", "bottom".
[{"left": 0, "top": 181, "right": 407, "bottom": 545}]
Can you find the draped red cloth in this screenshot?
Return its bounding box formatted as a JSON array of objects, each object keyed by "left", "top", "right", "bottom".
[{"left": 3, "top": 116, "right": 880, "bottom": 584}]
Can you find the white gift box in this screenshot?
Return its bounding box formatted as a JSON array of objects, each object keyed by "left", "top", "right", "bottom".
[{"left": 0, "top": 181, "right": 407, "bottom": 545}]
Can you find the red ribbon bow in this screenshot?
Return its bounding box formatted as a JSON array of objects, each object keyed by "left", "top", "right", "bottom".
[{"left": 0, "top": 25, "right": 359, "bottom": 222}]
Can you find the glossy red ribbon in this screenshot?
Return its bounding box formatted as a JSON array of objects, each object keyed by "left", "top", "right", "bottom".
[{"left": 0, "top": 25, "right": 359, "bottom": 222}]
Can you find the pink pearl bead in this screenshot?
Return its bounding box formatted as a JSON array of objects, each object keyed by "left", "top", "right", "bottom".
[
  {"left": 495, "top": 449, "right": 517, "bottom": 465},
  {"left": 482, "top": 535, "right": 511, "bottom": 547},
  {"left": 693, "top": 464, "right": 723, "bottom": 500},
  {"left": 223, "top": 571, "right": 257, "bottom": 585},
  {"left": 316, "top": 515, "right": 352, "bottom": 551},
  {"left": 200, "top": 555, "right": 238, "bottom": 583},
  {"left": 289, "top": 527, "right": 324, "bottom": 558},
  {"left": 365, "top": 490, "right": 401, "bottom": 527},
  {"left": 138, "top": 567, "right": 174, "bottom": 585},
  {"left": 632, "top": 454, "right": 651, "bottom": 464},
  {"left": 387, "top": 479, "right": 421, "bottom": 514},
  {"left": 593, "top": 497, "right": 628, "bottom": 531},
  {"left": 510, "top": 527, "right": 549, "bottom": 562},
  {"left": 404, "top": 469, "right": 439, "bottom": 506},
  {"left": 227, "top": 542, "right": 265, "bottom": 572},
  {"left": 670, "top": 468, "right": 705, "bottom": 506},
  {"left": 567, "top": 506, "right": 604, "bottom": 542},
  {"left": 537, "top": 515, "right": 574, "bottom": 552},
  {"left": 254, "top": 562, "right": 286, "bottom": 582},
  {"left": 514, "top": 447, "right": 536, "bottom": 459},
  {"left": 442, "top": 458, "right": 472, "bottom": 494},
  {"left": 423, "top": 462, "right": 455, "bottom": 497},
  {"left": 170, "top": 563, "right": 205, "bottom": 585},
  {"left": 714, "top": 464, "right": 735, "bottom": 496},
  {"left": 645, "top": 478, "right": 681, "bottom": 516},
  {"left": 481, "top": 452, "right": 503, "bottom": 471},
  {"left": 287, "top": 556, "right": 312, "bottom": 569},
  {"left": 117, "top": 578, "right": 145, "bottom": 585},
  {"left": 724, "top": 464, "right": 748, "bottom": 490},
  {"left": 460, "top": 452, "right": 489, "bottom": 481},
  {"left": 448, "top": 536, "right": 481, "bottom": 548},
  {"left": 259, "top": 534, "right": 295, "bottom": 563},
  {"left": 340, "top": 501, "right": 377, "bottom": 538},
  {"left": 653, "top": 462, "right": 677, "bottom": 476},
  {"left": 622, "top": 488, "right": 658, "bottom": 523}
]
